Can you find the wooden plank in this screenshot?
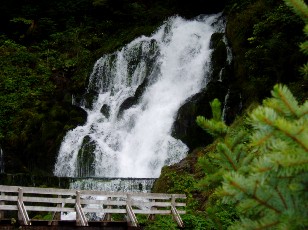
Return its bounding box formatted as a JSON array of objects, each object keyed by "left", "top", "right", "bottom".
[
  {"left": 83, "top": 208, "right": 126, "bottom": 214},
  {"left": 23, "top": 206, "right": 75, "bottom": 212},
  {"left": 0, "top": 205, "right": 186, "bottom": 215},
  {"left": 23, "top": 197, "right": 76, "bottom": 204},
  {"left": 0, "top": 196, "right": 185, "bottom": 207},
  {"left": 0, "top": 204, "right": 18, "bottom": 211},
  {"left": 0, "top": 195, "right": 18, "bottom": 201},
  {"left": 82, "top": 208, "right": 185, "bottom": 215},
  {"left": 0, "top": 185, "right": 75, "bottom": 196},
  {"left": 80, "top": 199, "right": 126, "bottom": 206},
  {"left": 0, "top": 185, "right": 186, "bottom": 200},
  {"left": 131, "top": 201, "right": 186, "bottom": 207}
]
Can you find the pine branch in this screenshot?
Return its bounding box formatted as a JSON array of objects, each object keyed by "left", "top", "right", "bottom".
[
  {"left": 299, "top": 100, "right": 308, "bottom": 117},
  {"left": 228, "top": 129, "right": 248, "bottom": 150},
  {"left": 227, "top": 179, "right": 282, "bottom": 214},
  {"left": 300, "top": 41, "right": 308, "bottom": 55},
  {"left": 270, "top": 84, "right": 300, "bottom": 118},
  {"left": 283, "top": 0, "right": 308, "bottom": 23},
  {"left": 229, "top": 219, "right": 280, "bottom": 230},
  {"left": 196, "top": 116, "right": 228, "bottom": 138},
  {"left": 251, "top": 107, "right": 308, "bottom": 151},
  {"left": 275, "top": 187, "right": 288, "bottom": 209},
  {"left": 234, "top": 144, "right": 244, "bottom": 163},
  {"left": 217, "top": 143, "right": 238, "bottom": 171},
  {"left": 252, "top": 131, "right": 275, "bottom": 147},
  {"left": 275, "top": 119, "right": 308, "bottom": 152},
  {"left": 254, "top": 221, "right": 280, "bottom": 230},
  {"left": 210, "top": 98, "right": 222, "bottom": 121}
]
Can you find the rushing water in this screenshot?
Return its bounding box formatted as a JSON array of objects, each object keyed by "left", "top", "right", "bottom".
[
  {"left": 54, "top": 14, "right": 224, "bottom": 178},
  {"left": 70, "top": 178, "right": 155, "bottom": 193}
]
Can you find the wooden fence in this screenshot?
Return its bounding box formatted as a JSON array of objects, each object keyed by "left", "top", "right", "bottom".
[{"left": 0, "top": 185, "right": 186, "bottom": 227}]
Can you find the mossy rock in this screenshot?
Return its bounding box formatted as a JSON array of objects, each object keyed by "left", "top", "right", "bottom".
[
  {"left": 118, "top": 78, "right": 148, "bottom": 118},
  {"left": 83, "top": 92, "right": 98, "bottom": 110},
  {"left": 100, "top": 104, "right": 110, "bottom": 118},
  {"left": 76, "top": 135, "right": 96, "bottom": 177},
  {"left": 209, "top": 32, "right": 224, "bottom": 49}
]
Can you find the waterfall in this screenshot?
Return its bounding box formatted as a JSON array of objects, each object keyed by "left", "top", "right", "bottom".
[{"left": 54, "top": 14, "right": 223, "bottom": 178}]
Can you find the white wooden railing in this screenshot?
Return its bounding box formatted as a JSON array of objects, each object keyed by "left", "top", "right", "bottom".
[{"left": 0, "top": 185, "right": 186, "bottom": 227}]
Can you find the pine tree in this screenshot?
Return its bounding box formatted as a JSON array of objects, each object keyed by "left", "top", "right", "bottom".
[
  {"left": 197, "top": 85, "right": 308, "bottom": 229},
  {"left": 196, "top": 99, "right": 250, "bottom": 191}
]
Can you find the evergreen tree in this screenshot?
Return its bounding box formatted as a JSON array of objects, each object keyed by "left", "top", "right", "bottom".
[
  {"left": 197, "top": 85, "right": 308, "bottom": 229},
  {"left": 196, "top": 1, "right": 308, "bottom": 228}
]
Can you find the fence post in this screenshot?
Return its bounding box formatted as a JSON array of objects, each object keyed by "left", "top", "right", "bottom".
[
  {"left": 126, "top": 194, "right": 138, "bottom": 227},
  {"left": 17, "top": 187, "right": 30, "bottom": 225},
  {"left": 103, "top": 197, "right": 112, "bottom": 221},
  {"left": 0, "top": 192, "right": 4, "bottom": 219},
  {"left": 75, "top": 191, "right": 88, "bottom": 226},
  {"left": 147, "top": 198, "right": 156, "bottom": 221},
  {"left": 17, "top": 188, "right": 23, "bottom": 222},
  {"left": 171, "top": 195, "right": 184, "bottom": 228},
  {"left": 48, "top": 195, "right": 61, "bottom": 225}
]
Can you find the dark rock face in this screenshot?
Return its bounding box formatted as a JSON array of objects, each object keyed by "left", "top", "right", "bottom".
[
  {"left": 172, "top": 81, "right": 228, "bottom": 149},
  {"left": 100, "top": 104, "right": 110, "bottom": 118},
  {"left": 171, "top": 31, "right": 242, "bottom": 150},
  {"left": 117, "top": 78, "right": 149, "bottom": 118}
]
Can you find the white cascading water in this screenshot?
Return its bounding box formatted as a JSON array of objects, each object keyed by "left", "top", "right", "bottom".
[{"left": 54, "top": 14, "right": 223, "bottom": 178}]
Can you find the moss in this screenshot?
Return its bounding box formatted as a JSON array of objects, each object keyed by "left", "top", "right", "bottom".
[{"left": 76, "top": 136, "right": 96, "bottom": 177}]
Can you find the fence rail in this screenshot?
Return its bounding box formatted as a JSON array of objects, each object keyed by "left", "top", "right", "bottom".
[{"left": 0, "top": 185, "right": 186, "bottom": 227}]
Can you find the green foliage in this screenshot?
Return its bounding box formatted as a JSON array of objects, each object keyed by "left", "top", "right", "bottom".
[
  {"left": 210, "top": 99, "right": 222, "bottom": 121},
  {"left": 196, "top": 99, "right": 228, "bottom": 138},
  {"left": 226, "top": 0, "right": 306, "bottom": 103},
  {"left": 152, "top": 168, "right": 196, "bottom": 195},
  {"left": 284, "top": 0, "right": 308, "bottom": 23},
  {"left": 198, "top": 84, "right": 308, "bottom": 229},
  {"left": 284, "top": 0, "right": 308, "bottom": 79},
  {"left": 145, "top": 216, "right": 178, "bottom": 230}
]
